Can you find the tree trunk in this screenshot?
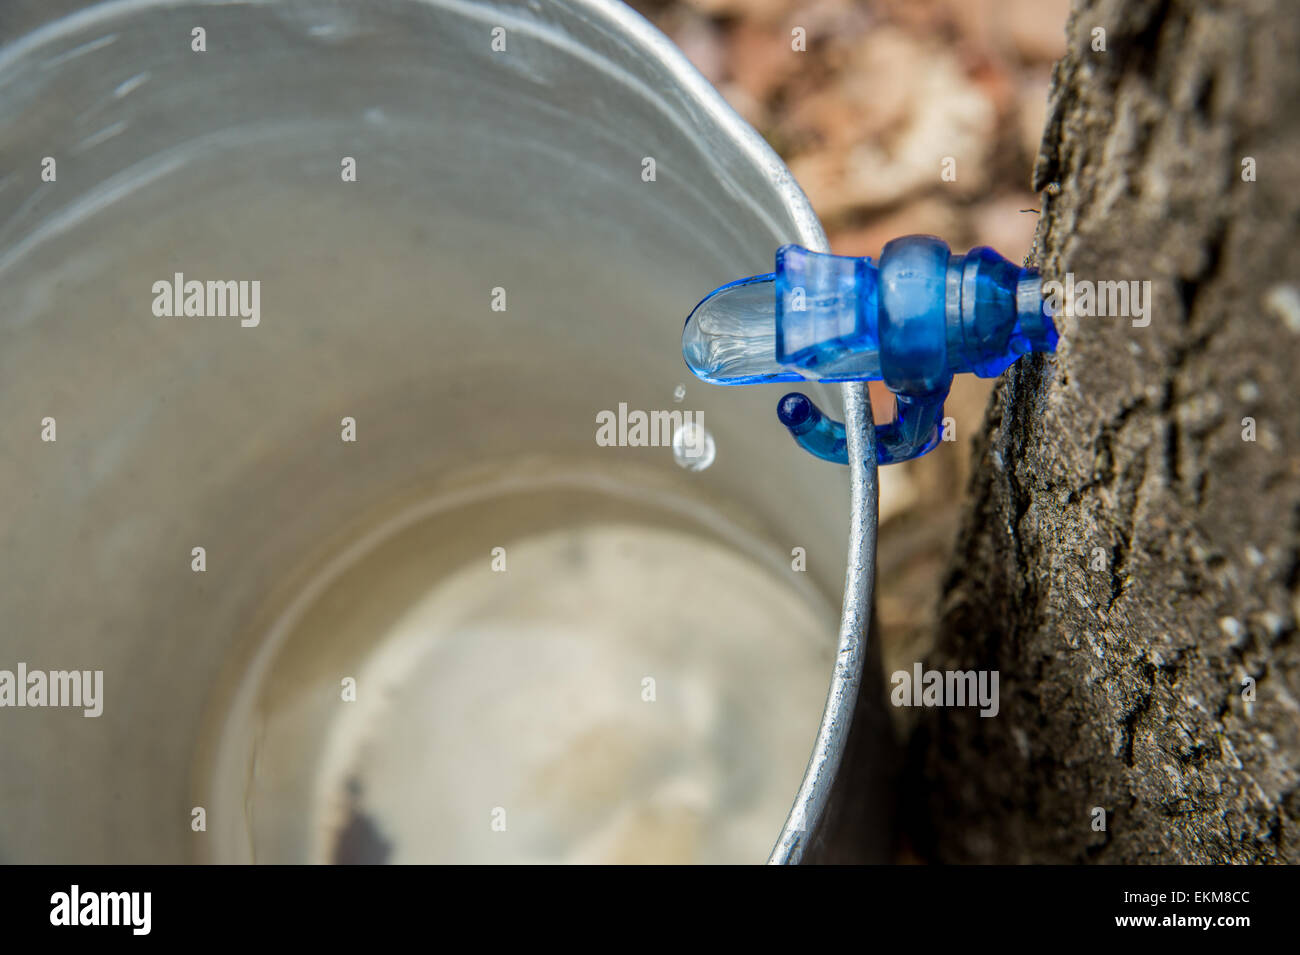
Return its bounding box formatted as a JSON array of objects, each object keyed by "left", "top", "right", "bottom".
[{"left": 906, "top": 0, "right": 1300, "bottom": 863}]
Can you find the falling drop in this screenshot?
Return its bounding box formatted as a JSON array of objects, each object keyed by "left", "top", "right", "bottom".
[
  {"left": 672, "top": 421, "right": 716, "bottom": 471},
  {"left": 673, "top": 384, "right": 686, "bottom": 403}
]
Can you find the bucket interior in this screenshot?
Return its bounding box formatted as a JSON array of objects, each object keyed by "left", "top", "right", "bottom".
[{"left": 0, "top": 0, "right": 852, "bottom": 863}]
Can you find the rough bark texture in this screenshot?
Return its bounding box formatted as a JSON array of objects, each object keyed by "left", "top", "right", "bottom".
[{"left": 907, "top": 0, "right": 1300, "bottom": 863}]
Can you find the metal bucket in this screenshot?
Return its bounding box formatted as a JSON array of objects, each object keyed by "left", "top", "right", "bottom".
[{"left": 0, "top": 0, "right": 879, "bottom": 863}]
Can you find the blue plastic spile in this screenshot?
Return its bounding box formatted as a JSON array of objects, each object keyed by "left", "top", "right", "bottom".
[{"left": 682, "top": 235, "right": 1058, "bottom": 465}]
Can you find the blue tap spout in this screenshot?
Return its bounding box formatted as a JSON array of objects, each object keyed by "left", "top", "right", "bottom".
[{"left": 683, "top": 234, "right": 1058, "bottom": 465}]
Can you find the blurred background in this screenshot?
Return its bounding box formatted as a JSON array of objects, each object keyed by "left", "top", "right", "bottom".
[{"left": 635, "top": 0, "right": 1069, "bottom": 741}]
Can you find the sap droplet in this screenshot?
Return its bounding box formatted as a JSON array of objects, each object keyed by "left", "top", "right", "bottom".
[{"left": 672, "top": 421, "right": 715, "bottom": 471}]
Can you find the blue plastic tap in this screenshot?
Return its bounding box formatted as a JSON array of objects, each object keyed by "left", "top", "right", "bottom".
[{"left": 681, "top": 235, "right": 1057, "bottom": 465}]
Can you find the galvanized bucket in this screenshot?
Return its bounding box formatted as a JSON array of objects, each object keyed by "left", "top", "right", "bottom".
[{"left": 0, "top": 0, "right": 880, "bottom": 863}]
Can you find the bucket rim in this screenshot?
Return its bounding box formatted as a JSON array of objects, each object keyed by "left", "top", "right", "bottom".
[{"left": 582, "top": 0, "right": 880, "bottom": 864}]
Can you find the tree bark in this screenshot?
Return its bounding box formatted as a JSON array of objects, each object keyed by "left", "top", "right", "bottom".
[{"left": 906, "top": 0, "right": 1300, "bottom": 863}]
